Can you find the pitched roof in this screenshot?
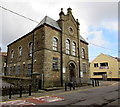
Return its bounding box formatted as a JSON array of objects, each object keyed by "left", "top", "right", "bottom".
[
  {"left": 108, "top": 55, "right": 120, "bottom": 62},
  {"left": 91, "top": 53, "right": 120, "bottom": 62},
  {"left": 35, "top": 16, "right": 61, "bottom": 31},
  {"left": 80, "top": 35, "right": 88, "bottom": 44}
]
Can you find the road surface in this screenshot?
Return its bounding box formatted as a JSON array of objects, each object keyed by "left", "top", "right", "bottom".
[{"left": 1, "top": 81, "right": 119, "bottom": 106}]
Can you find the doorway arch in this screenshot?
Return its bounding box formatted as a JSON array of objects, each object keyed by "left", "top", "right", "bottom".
[{"left": 69, "top": 63, "right": 76, "bottom": 82}]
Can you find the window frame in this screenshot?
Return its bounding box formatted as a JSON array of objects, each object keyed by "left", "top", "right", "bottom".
[
  {"left": 53, "top": 37, "right": 58, "bottom": 51},
  {"left": 82, "top": 63, "right": 87, "bottom": 73},
  {"left": 52, "top": 57, "right": 58, "bottom": 71},
  {"left": 81, "top": 48, "right": 85, "bottom": 59},
  {"left": 72, "top": 41, "right": 76, "bottom": 56},
  {"left": 27, "top": 64, "right": 32, "bottom": 76},
  {"left": 66, "top": 39, "right": 70, "bottom": 54},
  {"left": 94, "top": 63, "right": 98, "bottom": 67},
  {"left": 29, "top": 42, "right": 33, "bottom": 57},
  {"left": 18, "top": 46, "right": 22, "bottom": 56},
  {"left": 16, "top": 65, "right": 20, "bottom": 75},
  {"left": 11, "top": 50, "right": 14, "bottom": 59}
]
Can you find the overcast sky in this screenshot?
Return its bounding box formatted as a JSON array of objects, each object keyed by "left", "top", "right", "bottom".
[{"left": 0, "top": 0, "right": 119, "bottom": 61}]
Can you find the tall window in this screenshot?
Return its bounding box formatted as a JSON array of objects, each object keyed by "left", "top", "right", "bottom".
[
  {"left": 81, "top": 48, "right": 85, "bottom": 59},
  {"left": 29, "top": 42, "right": 33, "bottom": 57},
  {"left": 94, "top": 63, "right": 98, "bottom": 67},
  {"left": 28, "top": 64, "right": 32, "bottom": 75},
  {"left": 19, "top": 46, "right": 22, "bottom": 56},
  {"left": 9, "top": 67, "right": 12, "bottom": 75},
  {"left": 16, "top": 65, "right": 20, "bottom": 75},
  {"left": 53, "top": 37, "right": 58, "bottom": 51},
  {"left": 72, "top": 42, "right": 76, "bottom": 56},
  {"left": 11, "top": 50, "right": 14, "bottom": 59},
  {"left": 66, "top": 39, "right": 70, "bottom": 54},
  {"left": 82, "top": 63, "right": 86, "bottom": 72},
  {"left": 52, "top": 57, "right": 58, "bottom": 70}
]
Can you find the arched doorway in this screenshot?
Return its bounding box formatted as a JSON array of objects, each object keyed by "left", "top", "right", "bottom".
[{"left": 69, "top": 63, "right": 76, "bottom": 82}]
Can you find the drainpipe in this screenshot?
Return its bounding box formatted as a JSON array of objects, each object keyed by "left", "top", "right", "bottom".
[
  {"left": 59, "top": 8, "right": 64, "bottom": 87},
  {"left": 76, "top": 19, "right": 81, "bottom": 85},
  {"left": 31, "top": 31, "right": 34, "bottom": 78}
]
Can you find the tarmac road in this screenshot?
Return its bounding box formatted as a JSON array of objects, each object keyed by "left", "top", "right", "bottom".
[
  {"left": 0, "top": 81, "right": 119, "bottom": 106},
  {"left": 40, "top": 82, "right": 120, "bottom": 106}
]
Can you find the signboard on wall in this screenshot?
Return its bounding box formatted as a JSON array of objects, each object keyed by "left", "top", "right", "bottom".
[
  {"left": 81, "top": 72, "right": 83, "bottom": 77},
  {"left": 109, "top": 71, "right": 112, "bottom": 74},
  {"left": 63, "top": 67, "right": 66, "bottom": 73}
]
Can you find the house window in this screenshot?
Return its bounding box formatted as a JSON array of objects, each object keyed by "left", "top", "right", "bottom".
[
  {"left": 29, "top": 42, "right": 33, "bottom": 57},
  {"left": 53, "top": 37, "right": 58, "bottom": 51},
  {"left": 82, "top": 63, "right": 86, "bottom": 72},
  {"left": 66, "top": 39, "right": 70, "bottom": 54},
  {"left": 9, "top": 66, "right": 12, "bottom": 75},
  {"left": 72, "top": 42, "right": 76, "bottom": 56},
  {"left": 100, "top": 62, "right": 109, "bottom": 69},
  {"left": 94, "top": 72, "right": 106, "bottom": 75},
  {"left": 100, "top": 62, "right": 108, "bottom": 66},
  {"left": 28, "top": 64, "right": 32, "bottom": 75},
  {"left": 81, "top": 48, "right": 85, "bottom": 59},
  {"left": 19, "top": 46, "right": 22, "bottom": 56},
  {"left": 94, "top": 63, "right": 98, "bottom": 67},
  {"left": 11, "top": 50, "right": 14, "bottom": 59},
  {"left": 16, "top": 65, "right": 20, "bottom": 75},
  {"left": 52, "top": 57, "right": 58, "bottom": 70}
]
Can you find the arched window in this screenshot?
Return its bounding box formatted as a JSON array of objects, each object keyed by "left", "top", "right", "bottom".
[
  {"left": 29, "top": 42, "right": 33, "bottom": 56},
  {"left": 81, "top": 48, "right": 85, "bottom": 59},
  {"left": 53, "top": 37, "right": 58, "bottom": 51},
  {"left": 11, "top": 50, "right": 14, "bottom": 59},
  {"left": 19, "top": 46, "right": 22, "bottom": 56},
  {"left": 72, "top": 42, "right": 76, "bottom": 56},
  {"left": 66, "top": 39, "right": 70, "bottom": 54}
]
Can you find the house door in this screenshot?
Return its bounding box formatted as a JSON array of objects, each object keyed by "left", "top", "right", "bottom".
[
  {"left": 102, "top": 74, "right": 107, "bottom": 80},
  {"left": 69, "top": 63, "right": 76, "bottom": 82}
]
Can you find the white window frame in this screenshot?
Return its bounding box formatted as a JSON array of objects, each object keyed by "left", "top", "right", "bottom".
[
  {"left": 72, "top": 42, "right": 76, "bottom": 56},
  {"left": 66, "top": 39, "right": 70, "bottom": 54},
  {"left": 81, "top": 48, "right": 85, "bottom": 59},
  {"left": 19, "top": 46, "right": 22, "bottom": 56},
  {"left": 53, "top": 37, "right": 58, "bottom": 51},
  {"left": 29, "top": 42, "right": 33, "bottom": 57}
]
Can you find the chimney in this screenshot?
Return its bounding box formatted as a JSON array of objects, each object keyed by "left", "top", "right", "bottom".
[{"left": 67, "top": 8, "right": 72, "bottom": 15}]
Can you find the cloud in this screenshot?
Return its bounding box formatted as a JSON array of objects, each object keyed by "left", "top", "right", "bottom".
[
  {"left": 88, "top": 30, "right": 108, "bottom": 46},
  {"left": 101, "top": 21, "right": 118, "bottom": 31},
  {"left": 1, "top": 1, "right": 118, "bottom": 54}
]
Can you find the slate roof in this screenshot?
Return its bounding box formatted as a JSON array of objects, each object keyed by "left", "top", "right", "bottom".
[
  {"left": 35, "top": 16, "right": 61, "bottom": 31},
  {"left": 109, "top": 55, "right": 120, "bottom": 62},
  {"left": 80, "top": 35, "right": 88, "bottom": 44}
]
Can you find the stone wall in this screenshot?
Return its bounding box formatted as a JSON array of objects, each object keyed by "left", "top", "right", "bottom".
[{"left": 2, "top": 76, "right": 39, "bottom": 92}]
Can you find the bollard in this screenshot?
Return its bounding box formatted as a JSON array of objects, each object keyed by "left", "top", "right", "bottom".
[
  {"left": 20, "top": 86, "right": 22, "bottom": 98},
  {"left": 95, "top": 80, "right": 97, "bottom": 86},
  {"left": 92, "top": 79, "right": 94, "bottom": 87},
  {"left": 97, "top": 80, "right": 99, "bottom": 86},
  {"left": 65, "top": 83, "right": 67, "bottom": 91},
  {"left": 69, "top": 83, "right": 71, "bottom": 91},
  {"left": 29, "top": 85, "right": 31, "bottom": 96},
  {"left": 9, "top": 86, "right": 12, "bottom": 99},
  {"left": 73, "top": 85, "right": 75, "bottom": 90}
]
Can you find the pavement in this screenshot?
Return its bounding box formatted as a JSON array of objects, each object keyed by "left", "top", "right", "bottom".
[{"left": 1, "top": 80, "right": 117, "bottom": 103}]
